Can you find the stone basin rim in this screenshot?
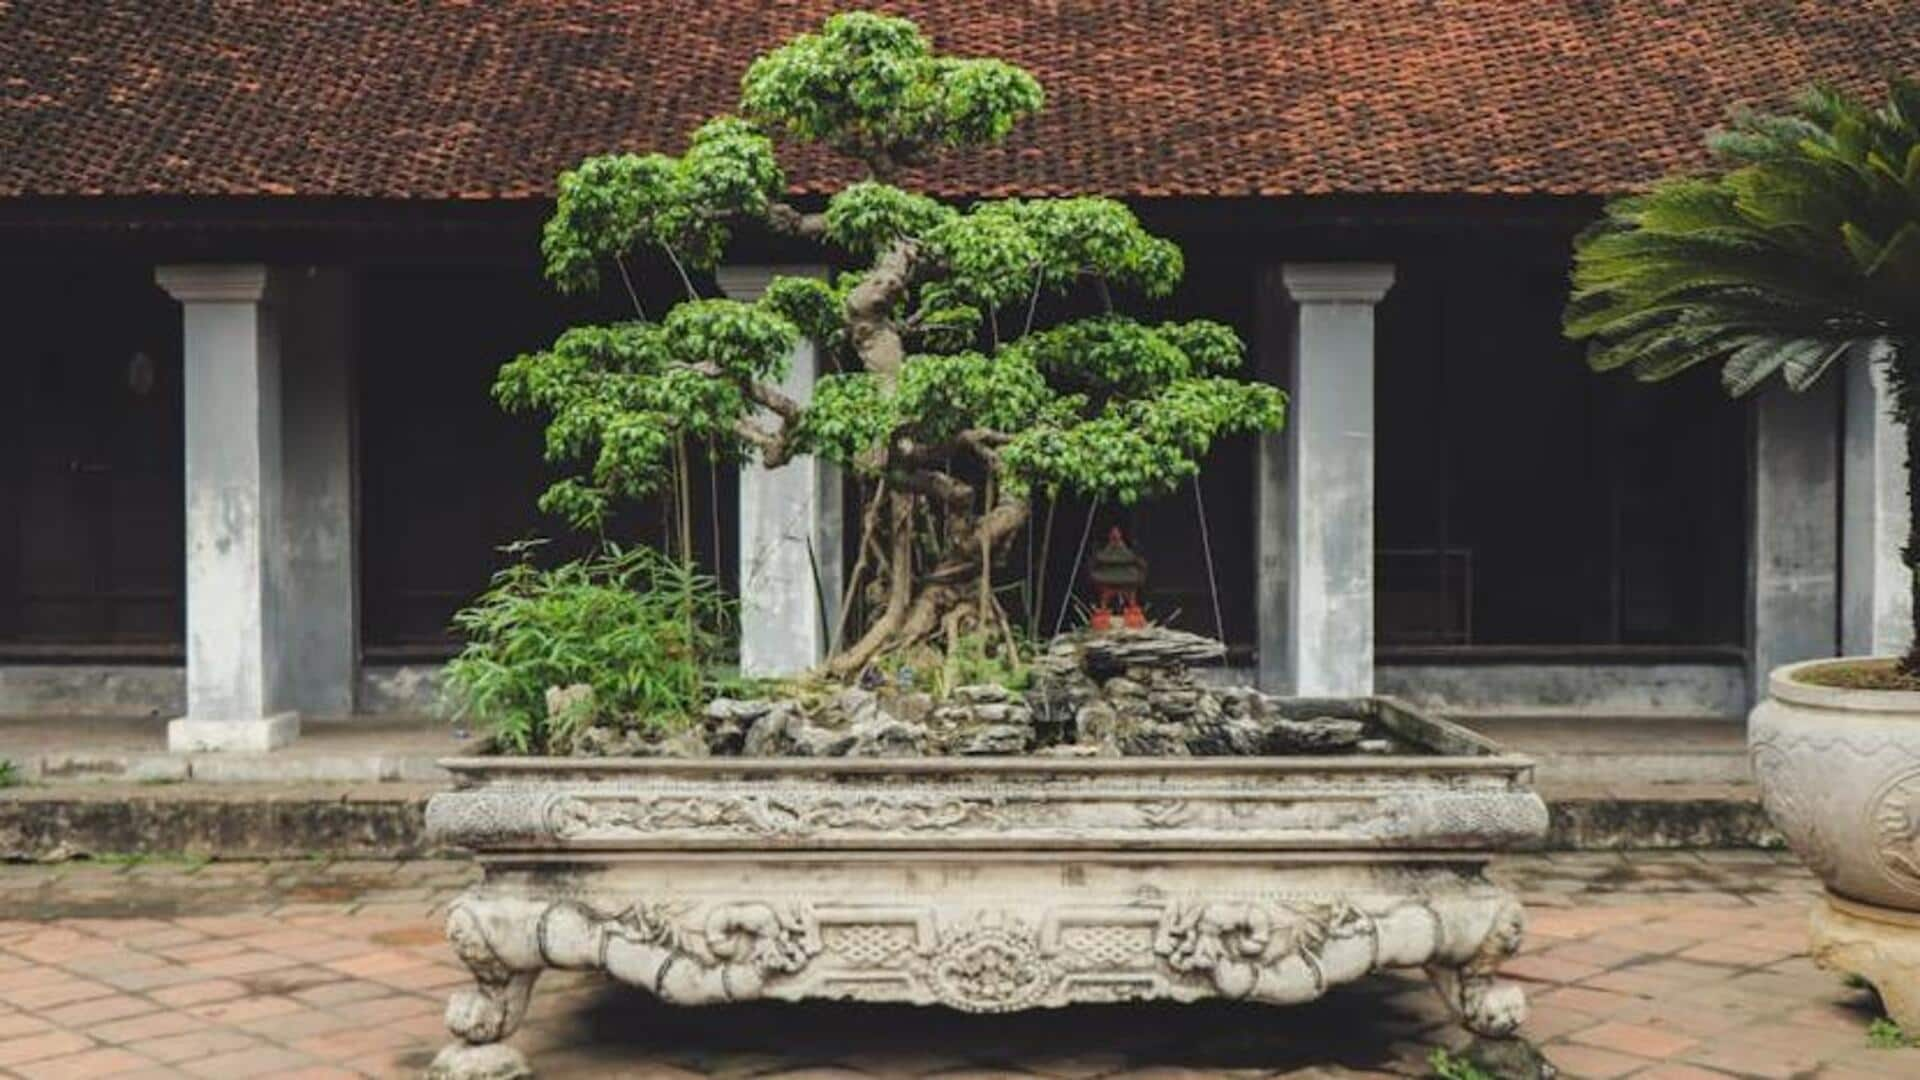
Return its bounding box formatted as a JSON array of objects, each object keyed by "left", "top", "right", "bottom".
[{"left": 434, "top": 752, "right": 1537, "bottom": 777}]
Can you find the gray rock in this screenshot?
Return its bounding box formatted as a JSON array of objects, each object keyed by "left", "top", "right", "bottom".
[
  {"left": 832, "top": 688, "right": 877, "bottom": 719},
  {"left": 744, "top": 703, "right": 853, "bottom": 757},
  {"left": 704, "top": 697, "right": 774, "bottom": 722},
  {"left": 1261, "top": 716, "right": 1366, "bottom": 753},
  {"left": 955, "top": 724, "right": 1031, "bottom": 755},
  {"left": 545, "top": 684, "right": 598, "bottom": 753},
  {"left": 654, "top": 729, "right": 711, "bottom": 758},
  {"left": 1184, "top": 713, "right": 1266, "bottom": 756},
  {"left": 1121, "top": 721, "right": 1192, "bottom": 757},
  {"left": 1078, "top": 627, "right": 1227, "bottom": 673},
  {"left": 1148, "top": 689, "right": 1200, "bottom": 717},
  {"left": 970, "top": 703, "right": 1012, "bottom": 723},
  {"left": 888, "top": 691, "right": 936, "bottom": 725},
  {"left": 845, "top": 717, "right": 929, "bottom": 757},
  {"left": 951, "top": 683, "right": 1010, "bottom": 705},
  {"left": 1103, "top": 676, "right": 1146, "bottom": 698},
  {"left": 1074, "top": 702, "right": 1121, "bottom": 745}
]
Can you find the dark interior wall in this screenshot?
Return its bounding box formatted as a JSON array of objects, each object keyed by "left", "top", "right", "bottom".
[
  {"left": 0, "top": 264, "right": 183, "bottom": 649},
  {"left": 1374, "top": 243, "right": 1748, "bottom": 649},
  {"left": 355, "top": 257, "right": 733, "bottom": 653},
  {"left": 0, "top": 199, "right": 1750, "bottom": 661}
]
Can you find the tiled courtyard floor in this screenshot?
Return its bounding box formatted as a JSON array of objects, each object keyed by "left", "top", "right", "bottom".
[{"left": 0, "top": 853, "right": 1911, "bottom": 1079}]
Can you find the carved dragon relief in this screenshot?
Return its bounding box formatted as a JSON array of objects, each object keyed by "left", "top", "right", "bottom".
[
  {"left": 437, "top": 889, "right": 1523, "bottom": 1019},
  {"left": 520, "top": 787, "right": 1546, "bottom": 843}
]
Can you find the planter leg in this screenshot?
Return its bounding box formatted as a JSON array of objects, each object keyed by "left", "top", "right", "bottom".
[
  {"left": 1810, "top": 892, "right": 1920, "bottom": 1034},
  {"left": 427, "top": 899, "right": 545, "bottom": 1079},
  {"left": 1426, "top": 895, "right": 1528, "bottom": 1040}
]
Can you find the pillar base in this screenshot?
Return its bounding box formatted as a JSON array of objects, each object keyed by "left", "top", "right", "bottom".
[
  {"left": 1810, "top": 891, "right": 1920, "bottom": 1032},
  {"left": 167, "top": 712, "right": 300, "bottom": 753}
]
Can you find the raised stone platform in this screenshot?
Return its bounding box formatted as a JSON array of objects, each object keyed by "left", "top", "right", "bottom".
[
  {"left": 0, "top": 711, "right": 1776, "bottom": 858},
  {"left": 0, "top": 713, "right": 460, "bottom": 784}
]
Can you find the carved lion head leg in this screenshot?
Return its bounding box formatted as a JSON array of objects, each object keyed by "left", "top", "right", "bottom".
[{"left": 430, "top": 899, "right": 547, "bottom": 1078}]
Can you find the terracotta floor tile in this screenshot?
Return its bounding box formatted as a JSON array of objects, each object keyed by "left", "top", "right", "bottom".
[
  {"left": 10, "top": 1045, "right": 157, "bottom": 1079},
  {"left": 1566, "top": 1019, "right": 1697, "bottom": 1059}
]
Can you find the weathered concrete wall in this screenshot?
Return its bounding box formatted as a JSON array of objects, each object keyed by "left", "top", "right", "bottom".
[
  {"left": 1748, "top": 381, "right": 1842, "bottom": 703},
  {"left": 1376, "top": 661, "right": 1748, "bottom": 718},
  {"left": 716, "top": 265, "right": 842, "bottom": 677},
  {"left": 0, "top": 666, "right": 186, "bottom": 718},
  {"left": 358, "top": 665, "right": 442, "bottom": 716},
  {"left": 1842, "top": 352, "right": 1913, "bottom": 659},
  {"left": 275, "top": 268, "right": 359, "bottom": 715}
]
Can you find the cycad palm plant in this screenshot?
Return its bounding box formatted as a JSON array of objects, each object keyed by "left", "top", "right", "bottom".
[{"left": 1567, "top": 79, "right": 1920, "bottom": 674}]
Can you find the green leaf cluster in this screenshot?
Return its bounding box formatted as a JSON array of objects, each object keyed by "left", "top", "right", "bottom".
[
  {"left": 1567, "top": 79, "right": 1920, "bottom": 402},
  {"left": 542, "top": 117, "right": 784, "bottom": 292},
  {"left": 1001, "top": 376, "right": 1285, "bottom": 504},
  {"left": 494, "top": 305, "right": 798, "bottom": 528},
  {"left": 741, "top": 12, "right": 1042, "bottom": 172},
  {"left": 442, "top": 543, "right": 733, "bottom": 754}
]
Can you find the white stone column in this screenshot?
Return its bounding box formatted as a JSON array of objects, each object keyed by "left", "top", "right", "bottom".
[
  {"left": 1843, "top": 352, "right": 1912, "bottom": 659},
  {"left": 716, "top": 265, "right": 842, "bottom": 676},
  {"left": 157, "top": 265, "right": 298, "bottom": 750},
  {"left": 1749, "top": 380, "right": 1841, "bottom": 703},
  {"left": 1256, "top": 263, "right": 1394, "bottom": 697}
]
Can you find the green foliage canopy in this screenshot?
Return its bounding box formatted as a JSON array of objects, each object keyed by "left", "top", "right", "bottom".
[
  {"left": 1567, "top": 79, "right": 1920, "bottom": 403},
  {"left": 500, "top": 12, "right": 1285, "bottom": 538}
]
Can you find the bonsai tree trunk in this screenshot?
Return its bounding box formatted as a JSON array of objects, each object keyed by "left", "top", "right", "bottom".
[{"left": 1902, "top": 399, "right": 1920, "bottom": 675}]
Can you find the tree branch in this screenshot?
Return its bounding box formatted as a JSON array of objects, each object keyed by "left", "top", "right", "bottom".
[
  {"left": 847, "top": 240, "right": 918, "bottom": 382},
  {"left": 766, "top": 202, "right": 829, "bottom": 240}
]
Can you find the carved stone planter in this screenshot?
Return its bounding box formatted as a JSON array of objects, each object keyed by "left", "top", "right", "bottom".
[
  {"left": 1750, "top": 659, "right": 1920, "bottom": 1030},
  {"left": 424, "top": 699, "right": 1548, "bottom": 1078}
]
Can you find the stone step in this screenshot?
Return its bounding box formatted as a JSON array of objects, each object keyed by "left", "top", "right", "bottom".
[
  {"left": 0, "top": 778, "right": 1779, "bottom": 861},
  {"left": 0, "top": 714, "right": 462, "bottom": 785},
  {"left": 1459, "top": 713, "right": 1753, "bottom": 787}
]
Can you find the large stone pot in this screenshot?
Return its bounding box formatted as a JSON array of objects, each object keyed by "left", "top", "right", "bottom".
[
  {"left": 423, "top": 698, "right": 1548, "bottom": 1078},
  {"left": 1751, "top": 658, "right": 1920, "bottom": 1027}
]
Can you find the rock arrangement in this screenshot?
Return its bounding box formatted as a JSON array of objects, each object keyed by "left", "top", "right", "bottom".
[{"left": 565, "top": 627, "right": 1402, "bottom": 759}]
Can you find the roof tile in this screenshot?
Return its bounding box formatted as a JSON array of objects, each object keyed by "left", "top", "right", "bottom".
[{"left": 0, "top": 1, "right": 1911, "bottom": 200}]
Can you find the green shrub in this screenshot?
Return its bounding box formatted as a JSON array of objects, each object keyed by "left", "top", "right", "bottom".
[{"left": 442, "top": 542, "right": 732, "bottom": 754}]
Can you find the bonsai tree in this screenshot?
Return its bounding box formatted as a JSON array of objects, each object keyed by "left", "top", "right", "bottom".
[
  {"left": 499, "top": 12, "right": 1285, "bottom": 678},
  {"left": 1566, "top": 80, "right": 1920, "bottom": 673}
]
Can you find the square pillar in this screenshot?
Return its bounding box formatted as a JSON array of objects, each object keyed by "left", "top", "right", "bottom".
[
  {"left": 1843, "top": 351, "right": 1912, "bottom": 659},
  {"left": 157, "top": 265, "right": 298, "bottom": 750},
  {"left": 716, "top": 265, "right": 842, "bottom": 676},
  {"left": 1256, "top": 263, "right": 1394, "bottom": 697},
  {"left": 1749, "top": 380, "right": 1841, "bottom": 702}
]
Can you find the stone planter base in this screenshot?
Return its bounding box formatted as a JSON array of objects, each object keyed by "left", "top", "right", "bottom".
[
  {"left": 423, "top": 700, "right": 1547, "bottom": 1077},
  {"left": 426, "top": 857, "right": 1529, "bottom": 1078},
  {"left": 1811, "top": 892, "right": 1920, "bottom": 1032}
]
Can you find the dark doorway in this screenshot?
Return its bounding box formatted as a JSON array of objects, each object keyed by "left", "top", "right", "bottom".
[
  {"left": 0, "top": 266, "right": 184, "bottom": 650},
  {"left": 356, "top": 264, "right": 730, "bottom": 657},
  {"left": 1375, "top": 244, "right": 1748, "bottom": 649}
]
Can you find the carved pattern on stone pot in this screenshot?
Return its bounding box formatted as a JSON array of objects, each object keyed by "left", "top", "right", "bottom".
[
  {"left": 1870, "top": 767, "right": 1920, "bottom": 903},
  {"left": 1750, "top": 738, "right": 1843, "bottom": 881},
  {"left": 923, "top": 923, "right": 1057, "bottom": 1012},
  {"left": 543, "top": 793, "right": 1009, "bottom": 839}
]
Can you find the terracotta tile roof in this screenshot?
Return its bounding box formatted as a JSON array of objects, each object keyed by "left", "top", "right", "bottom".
[{"left": 1, "top": 1, "right": 1913, "bottom": 201}]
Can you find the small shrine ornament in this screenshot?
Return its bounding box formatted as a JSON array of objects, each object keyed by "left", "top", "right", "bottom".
[{"left": 1087, "top": 527, "right": 1149, "bottom": 631}]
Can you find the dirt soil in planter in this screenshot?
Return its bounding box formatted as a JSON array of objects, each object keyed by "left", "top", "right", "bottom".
[{"left": 1795, "top": 658, "right": 1920, "bottom": 692}]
